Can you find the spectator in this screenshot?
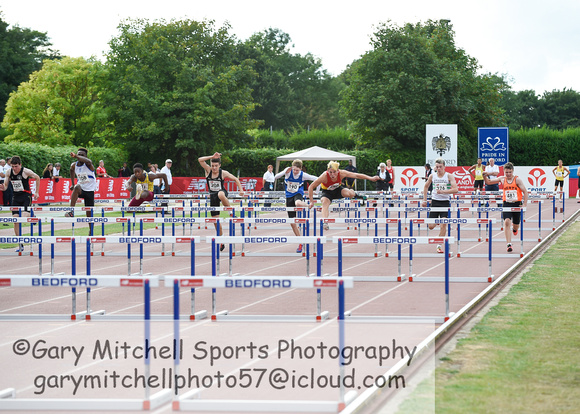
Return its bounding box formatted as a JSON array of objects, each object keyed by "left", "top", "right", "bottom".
[
  {"left": 376, "top": 163, "right": 391, "bottom": 192},
  {"left": 1, "top": 158, "right": 13, "bottom": 206},
  {"left": 160, "top": 159, "right": 173, "bottom": 193},
  {"left": 42, "top": 163, "right": 54, "bottom": 179},
  {"left": 343, "top": 160, "right": 358, "bottom": 189},
  {"left": 262, "top": 164, "right": 275, "bottom": 191},
  {"left": 0, "top": 159, "right": 8, "bottom": 205},
  {"left": 484, "top": 158, "right": 500, "bottom": 192},
  {"left": 422, "top": 163, "right": 433, "bottom": 193},
  {"left": 118, "top": 162, "right": 131, "bottom": 178},
  {"left": 150, "top": 164, "right": 161, "bottom": 194},
  {"left": 53, "top": 163, "right": 61, "bottom": 182},
  {"left": 96, "top": 160, "right": 109, "bottom": 178}
]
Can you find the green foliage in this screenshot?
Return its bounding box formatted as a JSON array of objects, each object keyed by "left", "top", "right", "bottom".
[
  {"left": 237, "top": 28, "right": 346, "bottom": 132},
  {"left": 540, "top": 88, "right": 580, "bottom": 129},
  {"left": 340, "top": 20, "right": 506, "bottom": 150},
  {"left": 510, "top": 126, "right": 580, "bottom": 165},
  {"left": 0, "top": 13, "right": 60, "bottom": 119},
  {"left": 0, "top": 142, "right": 127, "bottom": 178},
  {"left": 103, "top": 18, "right": 260, "bottom": 176},
  {"left": 2, "top": 57, "right": 111, "bottom": 147}
]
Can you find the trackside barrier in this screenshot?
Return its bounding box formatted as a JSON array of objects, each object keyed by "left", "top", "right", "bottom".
[
  {"left": 0, "top": 278, "right": 174, "bottom": 411},
  {"left": 168, "top": 276, "right": 355, "bottom": 412}
]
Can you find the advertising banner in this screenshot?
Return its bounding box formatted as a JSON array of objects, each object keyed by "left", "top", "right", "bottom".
[
  {"left": 478, "top": 127, "right": 509, "bottom": 166},
  {"left": 425, "top": 124, "right": 457, "bottom": 167}
]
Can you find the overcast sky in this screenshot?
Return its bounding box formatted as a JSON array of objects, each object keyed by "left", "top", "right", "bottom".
[{"left": 2, "top": 0, "right": 579, "bottom": 94}]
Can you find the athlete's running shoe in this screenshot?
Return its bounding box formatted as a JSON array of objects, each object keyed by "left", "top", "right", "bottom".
[
  {"left": 436, "top": 245, "right": 444, "bottom": 254},
  {"left": 512, "top": 227, "right": 518, "bottom": 236},
  {"left": 65, "top": 211, "right": 74, "bottom": 217},
  {"left": 354, "top": 193, "right": 367, "bottom": 207},
  {"left": 220, "top": 244, "right": 225, "bottom": 252},
  {"left": 323, "top": 223, "right": 330, "bottom": 231},
  {"left": 296, "top": 244, "right": 303, "bottom": 254},
  {"left": 135, "top": 184, "right": 143, "bottom": 200},
  {"left": 15, "top": 244, "right": 24, "bottom": 253},
  {"left": 507, "top": 243, "right": 513, "bottom": 252}
]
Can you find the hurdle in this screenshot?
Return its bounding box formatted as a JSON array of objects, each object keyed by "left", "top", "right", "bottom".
[
  {"left": 169, "top": 275, "right": 356, "bottom": 412},
  {"left": 203, "top": 237, "right": 330, "bottom": 321},
  {"left": 208, "top": 235, "right": 326, "bottom": 277},
  {"left": 0, "top": 277, "right": 174, "bottom": 411}
]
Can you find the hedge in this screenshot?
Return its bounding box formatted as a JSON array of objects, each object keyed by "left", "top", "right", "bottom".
[{"left": 0, "top": 143, "right": 128, "bottom": 178}]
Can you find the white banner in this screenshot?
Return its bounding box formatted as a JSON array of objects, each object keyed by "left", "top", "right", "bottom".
[{"left": 426, "top": 124, "right": 458, "bottom": 167}]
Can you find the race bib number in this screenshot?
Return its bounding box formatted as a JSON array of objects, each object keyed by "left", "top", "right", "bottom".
[
  {"left": 475, "top": 170, "right": 483, "bottom": 179},
  {"left": 11, "top": 180, "right": 24, "bottom": 192},
  {"left": 326, "top": 183, "right": 340, "bottom": 191},
  {"left": 209, "top": 181, "right": 222, "bottom": 192},
  {"left": 505, "top": 190, "right": 518, "bottom": 202},
  {"left": 286, "top": 181, "right": 300, "bottom": 193},
  {"left": 556, "top": 171, "right": 563, "bottom": 178},
  {"left": 77, "top": 173, "right": 89, "bottom": 184},
  {"left": 434, "top": 182, "right": 448, "bottom": 192}
]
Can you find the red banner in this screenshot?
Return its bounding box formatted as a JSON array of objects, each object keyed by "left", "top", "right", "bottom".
[{"left": 3, "top": 177, "right": 265, "bottom": 204}]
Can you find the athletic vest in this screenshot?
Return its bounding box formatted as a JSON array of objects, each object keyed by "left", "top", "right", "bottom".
[
  {"left": 555, "top": 166, "right": 565, "bottom": 181},
  {"left": 474, "top": 165, "right": 484, "bottom": 180},
  {"left": 9, "top": 168, "right": 31, "bottom": 193},
  {"left": 502, "top": 176, "right": 523, "bottom": 202},
  {"left": 432, "top": 172, "right": 451, "bottom": 201},
  {"left": 285, "top": 171, "right": 304, "bottom": 197},
  {"left": 386, "top": 166, "right": 394, "bottom": 183},
  {"left": 321, "top": 170, "right": 341, "bottom": 191},
  {"left": 136, "top": 174, "right": 154, "bottom": 192},
  {"left": 206, "top": 169, "right": 224, "bottom": 194},
  {"left": 74, "top": 163, "right": 96, "bottom": 191}
]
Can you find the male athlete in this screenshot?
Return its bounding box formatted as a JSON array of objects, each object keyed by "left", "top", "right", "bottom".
[
  {"left": 308, "top": 161, "right": 379, "bottom": 230},
  {"left": 198, "top": 152, "right": 244, "bottom": 251},
  {"left": 483, "top": 162, "right": 528, "bottom": 252},
  {"left": 0, "top": 156, "right": 40, "bottom": 252},
  {"left": 124, "top": 163, "right": 169, "bottom": 206},
  {"left": 68, "top": 148, "right": 96, "bottom": 219},
  {"left": 274, "top": 159, "right": 318, "bottom": 253},
  {"left": 422, "top": 158, "right": 458, "bottom": 253}
]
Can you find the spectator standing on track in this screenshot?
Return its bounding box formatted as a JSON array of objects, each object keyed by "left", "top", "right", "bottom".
[
  {"left": 1, "top": 158, "right": 13, "bottom": 206},
  {"left": 262, "top": 164, "right": 275, "bottom": 191},
  {"left": 343, "top": 159, "right": 358, "bottom": 189},
  {"left": 274, "top": 159, "right": 318, "bottom": 253},
  {"left": 422, "top": 158, "right": 458, "bottom": 254},
  {"left": 468, "top": 158, "right": 485, "bottom": 192},
  {"left": 118, "top": 162, "right": 131, "bottom": 178},
  {"left": 160, "top": 159, "right": 173, "bottom": 194},
  {"left": 150, "top": 164, "right": 161, "bottom": 195},
  {"left": 484, "top": 158, "right": 500, "bottom": 192},
  {"left": 53, "top": 163, "right": 61, "bottom": 182},
  {"left": 376, "top": 163, "right": 391, "bottom": 192},
  {"left": 552, "top": 159, "right": 570, "bottom": 198},
  {"left": 96, "top": 160, "right": 109, "bottom": 178},
  {"left": 421, "top": 163, "right": 433, "bottom": 193},
  {"left": 198, "top": 152, "right": 244, "bottom": 251},
  {"left": 67, "top": 148, "right": 96, "bottom": 222},
  {"left": 483, "top": 162, "right": 528, "bottom": 253},
  {"left": 125, "top": 163, "right": 168, "bottom": 206},
  {"left": 42, "top": 163, "right": 54, "bottom": 179},
  {"left": 308, "top": 161, "right": 379, "bottom": 230},
  {"left": 0, "top": 156, "right": 40, "bottom": 252},
  {"left": 385, "top": 159, "right": 395, "bottom": 192}
]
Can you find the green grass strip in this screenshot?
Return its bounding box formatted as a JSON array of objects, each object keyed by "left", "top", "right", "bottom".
[{"left": 398, "top": 221, "right": 580, "bottom": 413}]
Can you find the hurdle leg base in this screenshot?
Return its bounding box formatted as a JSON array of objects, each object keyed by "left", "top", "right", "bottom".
[
  {"left": 316, "top": 311, "right": 330, "bottom": 322},
  {"left": 190, "top": 310, "right": 208, "bottom": 321},
  {"left": 211, "top": 310, "right": 229, "bottom": 321}
]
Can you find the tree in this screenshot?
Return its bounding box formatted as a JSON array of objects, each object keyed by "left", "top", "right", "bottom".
[
  {"left": 103, "top": 18, "right": 259, "bottom": 174},
  {"left": 237, "top": 28, "right": 346, "bottom": 132},
  {"left": 2, "top": 56, "right": 111, "bottom": 147},
  {"left": 340, "top": 20, "right": 506, "bottom": 150},
  {"left": 0, "top": 12, "right": 59, "bottom": 120},
  {"left": 539, "top": 88, "right": 580, "bottom": 129},
  {"left": 499, "top": 89, "right": 541, "bottom": 130}
]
